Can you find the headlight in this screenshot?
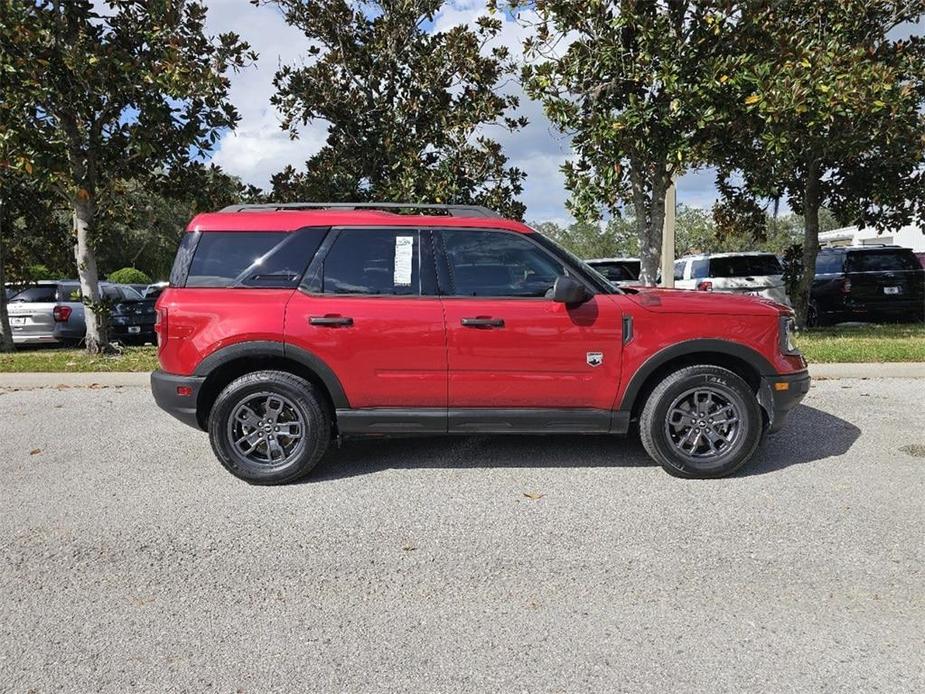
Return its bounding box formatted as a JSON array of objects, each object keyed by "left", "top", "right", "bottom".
[{"left": 779, "top": 315, "right": 800, "bottom": 355}]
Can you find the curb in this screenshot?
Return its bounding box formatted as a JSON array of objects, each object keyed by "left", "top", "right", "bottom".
[
  {"left": 0, "top": 372, "right": 150, "bottom": 388},
  {"left": 1, "top": 363, "right": 924, "bottom": 389}
]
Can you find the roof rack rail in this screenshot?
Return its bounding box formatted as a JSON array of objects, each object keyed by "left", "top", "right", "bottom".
[{"left": 217, "top": 202, "right": 503, "bottom": 218}]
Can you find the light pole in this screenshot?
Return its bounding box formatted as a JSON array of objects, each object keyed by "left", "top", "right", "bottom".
[{"left": 660, "top": 180, "right": 677, "bottom": 288}]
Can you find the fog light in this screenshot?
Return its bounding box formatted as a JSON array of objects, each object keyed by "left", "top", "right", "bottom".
[{"left": 176, "top": 385, "right": 193, "bottom": 397}]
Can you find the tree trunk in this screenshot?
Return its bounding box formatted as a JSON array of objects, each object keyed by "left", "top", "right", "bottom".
[
  {"left": 635, "top": 166, "right": 667, "bottom": 286},
  {"left": 0, "top": 196, "right": 14, "bottom": 352},
  {"left": 794, "top": 160, "right": 821, "bottom": 329},
  {"left": 72, "top": 195, "right": 109, "bottom": 354}
]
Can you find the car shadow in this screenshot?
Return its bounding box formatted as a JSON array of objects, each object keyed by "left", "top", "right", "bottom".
[{"left": 310, "top": 404, "right": 860, "bottom": 481}]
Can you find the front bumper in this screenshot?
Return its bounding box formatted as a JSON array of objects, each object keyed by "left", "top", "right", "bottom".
[
  {"left": 759, "top": 369, "right": 811, "bottom": 433},
  {"left": 150, "top": 370, "right": 206, "bottom": 430}
]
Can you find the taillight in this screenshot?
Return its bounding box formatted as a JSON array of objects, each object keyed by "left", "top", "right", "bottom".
[
  {"left": 840, "top": 278, "right": 852, "bottom": 294},
  {"left": 154, "top": 306, "right": 168, "bottom": 346},
  {"left": 696, "top": 280, "right": 713, "bottom": 292},
  {"left": 53, "top": 305, "right": 72, "bottom": 322}
]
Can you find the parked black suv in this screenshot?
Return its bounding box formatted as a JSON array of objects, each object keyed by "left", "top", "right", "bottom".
[{"left": 810, "top": 246, "right": 925, "bottom": 325}]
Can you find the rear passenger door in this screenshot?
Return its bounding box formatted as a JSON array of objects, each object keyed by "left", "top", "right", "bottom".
[{"left": 284, "top": 227, "right": 447, "bottom": 409}]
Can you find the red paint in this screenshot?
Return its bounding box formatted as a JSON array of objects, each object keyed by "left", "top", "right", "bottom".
[{"left": 157, "top": 212, "right": 805, "bottom": 415}]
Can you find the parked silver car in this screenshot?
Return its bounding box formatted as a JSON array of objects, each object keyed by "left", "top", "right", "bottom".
[{"left": 6, "top": 281, "right": 152, "bottom": 345}]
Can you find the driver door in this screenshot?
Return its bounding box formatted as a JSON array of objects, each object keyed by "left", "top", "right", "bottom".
[{"left": 435, "top": 228, "right": 622, "bottom": 410}]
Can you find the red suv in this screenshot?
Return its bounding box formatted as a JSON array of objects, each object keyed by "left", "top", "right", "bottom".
[{"left": 151, "top": 203, "right": 809, "bottom": 484}]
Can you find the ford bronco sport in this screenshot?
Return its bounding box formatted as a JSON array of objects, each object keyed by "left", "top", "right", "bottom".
[{"left": 151, "top": 203, "right": 810, "bottom": 484}]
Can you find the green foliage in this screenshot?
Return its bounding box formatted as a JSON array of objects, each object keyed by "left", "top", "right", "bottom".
[
  {"left": 0, "top": 0, "right": 254, "bottom": 351},
  {"left": 261, "top": 0, "right": 527, "bottom": 219},
  {"left": 107, "top": 267, "right": 151, "bottom": 285},
  {"left": 25, "top": 264, "right": 56, "bottom": 281},
  {"left": 505, "top": 0, "right": 732, "bottom": 283},
  {"left": 706, "top": 0, "right": 925, "bottom": 325}
]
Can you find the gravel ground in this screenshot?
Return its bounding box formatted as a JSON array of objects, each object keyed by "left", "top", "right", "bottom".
[{"left": 1, "top": 378, "right": 922, "bottom": 693}]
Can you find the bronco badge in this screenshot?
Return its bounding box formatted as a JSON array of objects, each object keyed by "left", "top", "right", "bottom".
[{"left": 586, "top": 352, "right": 604, "bottom": 367}]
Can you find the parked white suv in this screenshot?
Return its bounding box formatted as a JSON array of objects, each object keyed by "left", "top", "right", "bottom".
[{"left": 673, "top": 252, "right": 791, "bottom": 305}]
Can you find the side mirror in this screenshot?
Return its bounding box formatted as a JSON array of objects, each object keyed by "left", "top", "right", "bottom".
[{"left": 550, "top": 275, "right": 589, "bottom": 305}]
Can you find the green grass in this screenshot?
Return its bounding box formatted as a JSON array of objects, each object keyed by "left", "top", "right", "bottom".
[
  {"left": 0, "top": 345, "right": 159, "bottom": 373},
  {"left": 795, "top": 323, "right": 925, "bottom": 363},
  {"left": 0, "top": 323, "right": 922, "bottom": 371}
]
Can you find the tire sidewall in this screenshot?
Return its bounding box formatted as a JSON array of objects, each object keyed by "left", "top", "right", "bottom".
[
  {"left": 208, "top": 372, "right": 328, "bottom": 484},
  {"left": 647, "top": 369, "right": 761, "bottom": 478}
]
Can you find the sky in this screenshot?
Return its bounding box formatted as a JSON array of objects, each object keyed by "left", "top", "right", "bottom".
[{"left": 203, "top": 0, "right": 923, "bottom": 225}]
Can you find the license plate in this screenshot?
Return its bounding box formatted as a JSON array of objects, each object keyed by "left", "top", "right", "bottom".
[
  {"left": 10, "top": 317, "right": 26, "bottom": 326},
  {"left": 883, "top": 286, "right": 902, "bottom": 295},
  {"left": 128, "top": 326, "right": 141, "bottom": 334}
]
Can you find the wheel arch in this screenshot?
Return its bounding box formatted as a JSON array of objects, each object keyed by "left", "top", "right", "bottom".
[
  {"left": 620, "top": 339, "right": 775, "bottom": 420},
  {"left": 193, "top": 341, "right": 348, "bottom": 429}
]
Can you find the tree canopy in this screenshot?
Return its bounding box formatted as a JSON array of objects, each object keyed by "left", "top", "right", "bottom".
[
  {"left": 259, "top": 0, "right": 528, "bottom": 219},
  {"left": 707, "top": 0, "right": 925, "bottom": 324},
  {"left": 0, "top": 0, "right": 254, "bottom": 351}
]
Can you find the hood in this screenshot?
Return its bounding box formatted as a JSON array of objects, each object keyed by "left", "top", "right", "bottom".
[{"left": 626, "top": 287, "right": 790, "bottom": 316}]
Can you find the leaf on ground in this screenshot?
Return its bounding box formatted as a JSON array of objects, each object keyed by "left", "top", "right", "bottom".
[
  {"left": 523, "top": 492, "right": 545, "bottom": 501},
  {"left": 55, "top": 384, "right": 71, "bottom": 390},
  {"left": 29, "top": 448, "right": 42, "bottom": 456},
  {"left": 401, "top": 544, "right": 417, "bottom": 552}
]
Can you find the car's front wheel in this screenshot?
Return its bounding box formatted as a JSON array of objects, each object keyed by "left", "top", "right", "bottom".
[
  {"left": 208, "top": 370, "right": 331, "bottom": 484},
  {"left": 639, "top": 365, "right": 763, "bottom": 479}
]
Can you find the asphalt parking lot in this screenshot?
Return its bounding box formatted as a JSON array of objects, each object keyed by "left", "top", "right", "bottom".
[{"left": 1, "top": 377, "right": 923, "bottom": 692}]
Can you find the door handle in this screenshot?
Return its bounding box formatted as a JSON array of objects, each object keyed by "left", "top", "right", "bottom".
[
  {"left": 460, "top": 317, "right": 504, "bottom": 328},
  {"left": 309, "top": 315, "right": 354, "bottom": 327}
]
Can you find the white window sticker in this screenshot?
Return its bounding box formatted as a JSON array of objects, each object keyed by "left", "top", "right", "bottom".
[{"left": 394, "top": 236, "right": 414, "bottom": 286}]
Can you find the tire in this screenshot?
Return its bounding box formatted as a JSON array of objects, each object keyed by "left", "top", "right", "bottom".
[
  {"left": 208, "top": 370, "right": 331, "bottom": 485},
  {"left": 639, "top": 365, "right": 763, "bottom": 479}
]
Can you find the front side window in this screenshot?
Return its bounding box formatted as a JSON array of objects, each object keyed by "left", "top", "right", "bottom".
[
  {"left": 322, "top": 229, "right": 421, "bottom": 296},
  {"left": 185, "top": 230, "right": 325, "bottom": 288},
  {"left": 440, "top": 229, "right": 566, "bottom": 297}
]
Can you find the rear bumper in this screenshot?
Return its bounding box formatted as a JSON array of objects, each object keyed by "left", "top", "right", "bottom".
[
  {"left": 759, "top": 370, "right": 811, "bottom": 433},
  {"left": 150, "top": 370, "right": 205, "bottom": 430}
]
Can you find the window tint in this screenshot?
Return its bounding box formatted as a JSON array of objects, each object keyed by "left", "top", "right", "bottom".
[
  {"left": 673, "top": 261, "right": 686, "bottom": 281},
  {"left": 848, "top": 250, "right": 918, "bottom": 272},
  {"left": 591, "top": 262, "right": 637, "bottom": 282},
  {"left": 691, "top": 259, "right": 710, "bottom": 279},
  {"left": 708, "top": 255, "right": 783, "bottom": 278},
  {"left": 322, "top": 229, "right": 421, "bottom": 295},
  {"left": 9, "top": 286, "right": 57, "bottom": 303},
  {"left": 186, "top": 230, "right": 323, "bottom": 288},
  {"left": 442, "top": 229, "right": 566, "bottom": 297},
  {"left": 815, "top": 253, "right": 845, "bottom": 274}
]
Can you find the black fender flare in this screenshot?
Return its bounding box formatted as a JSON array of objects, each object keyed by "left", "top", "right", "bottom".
[
  {"left": 193, "top": 340, "right": 349, "bottom": 408},
  {"left": 618, "top": 338, "right": 776, "bottom": 412}
]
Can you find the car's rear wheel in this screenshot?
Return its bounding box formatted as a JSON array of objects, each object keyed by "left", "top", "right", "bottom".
[
  {"left": 639, "top": 365, "right": 763, "bottom": 479},
  {"left": 208, "top": 370, "right": 331, "bottom": 484}
]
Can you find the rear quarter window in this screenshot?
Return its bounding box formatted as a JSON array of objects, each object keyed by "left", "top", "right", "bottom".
[
  {"left": 184, "top": 229, "right": 327, "bottom": 288},
  {"left": 9, "top": 286, "right": 58, "bottom": 303},
  {"left": 709, "top": 255, "right": 783, "bottom": 278}
]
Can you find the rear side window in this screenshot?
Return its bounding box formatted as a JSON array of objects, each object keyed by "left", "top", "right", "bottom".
[
  {"left": 673, "top": 261, "right": 686, "bottom": 281},
  {"left": 322, "top": 229, "right": 421, "bottom": 295},
  {"left": 9, "top": 286, "right": 57, "bottom": 303},
  {"left": 691, "top": 259, "right": 710, "bottom": 279},
  {"left": 815, "top": 253, "right": 845, "bottom": 274},
  {"left": 185, "top": 230, "right": 325, "bottom": 288},
  {"left": 709, "top": 255, "right": 782, "bottom": 278},
  {"left": 848, "top": 250, "right": 919, "bottom": 272}
]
